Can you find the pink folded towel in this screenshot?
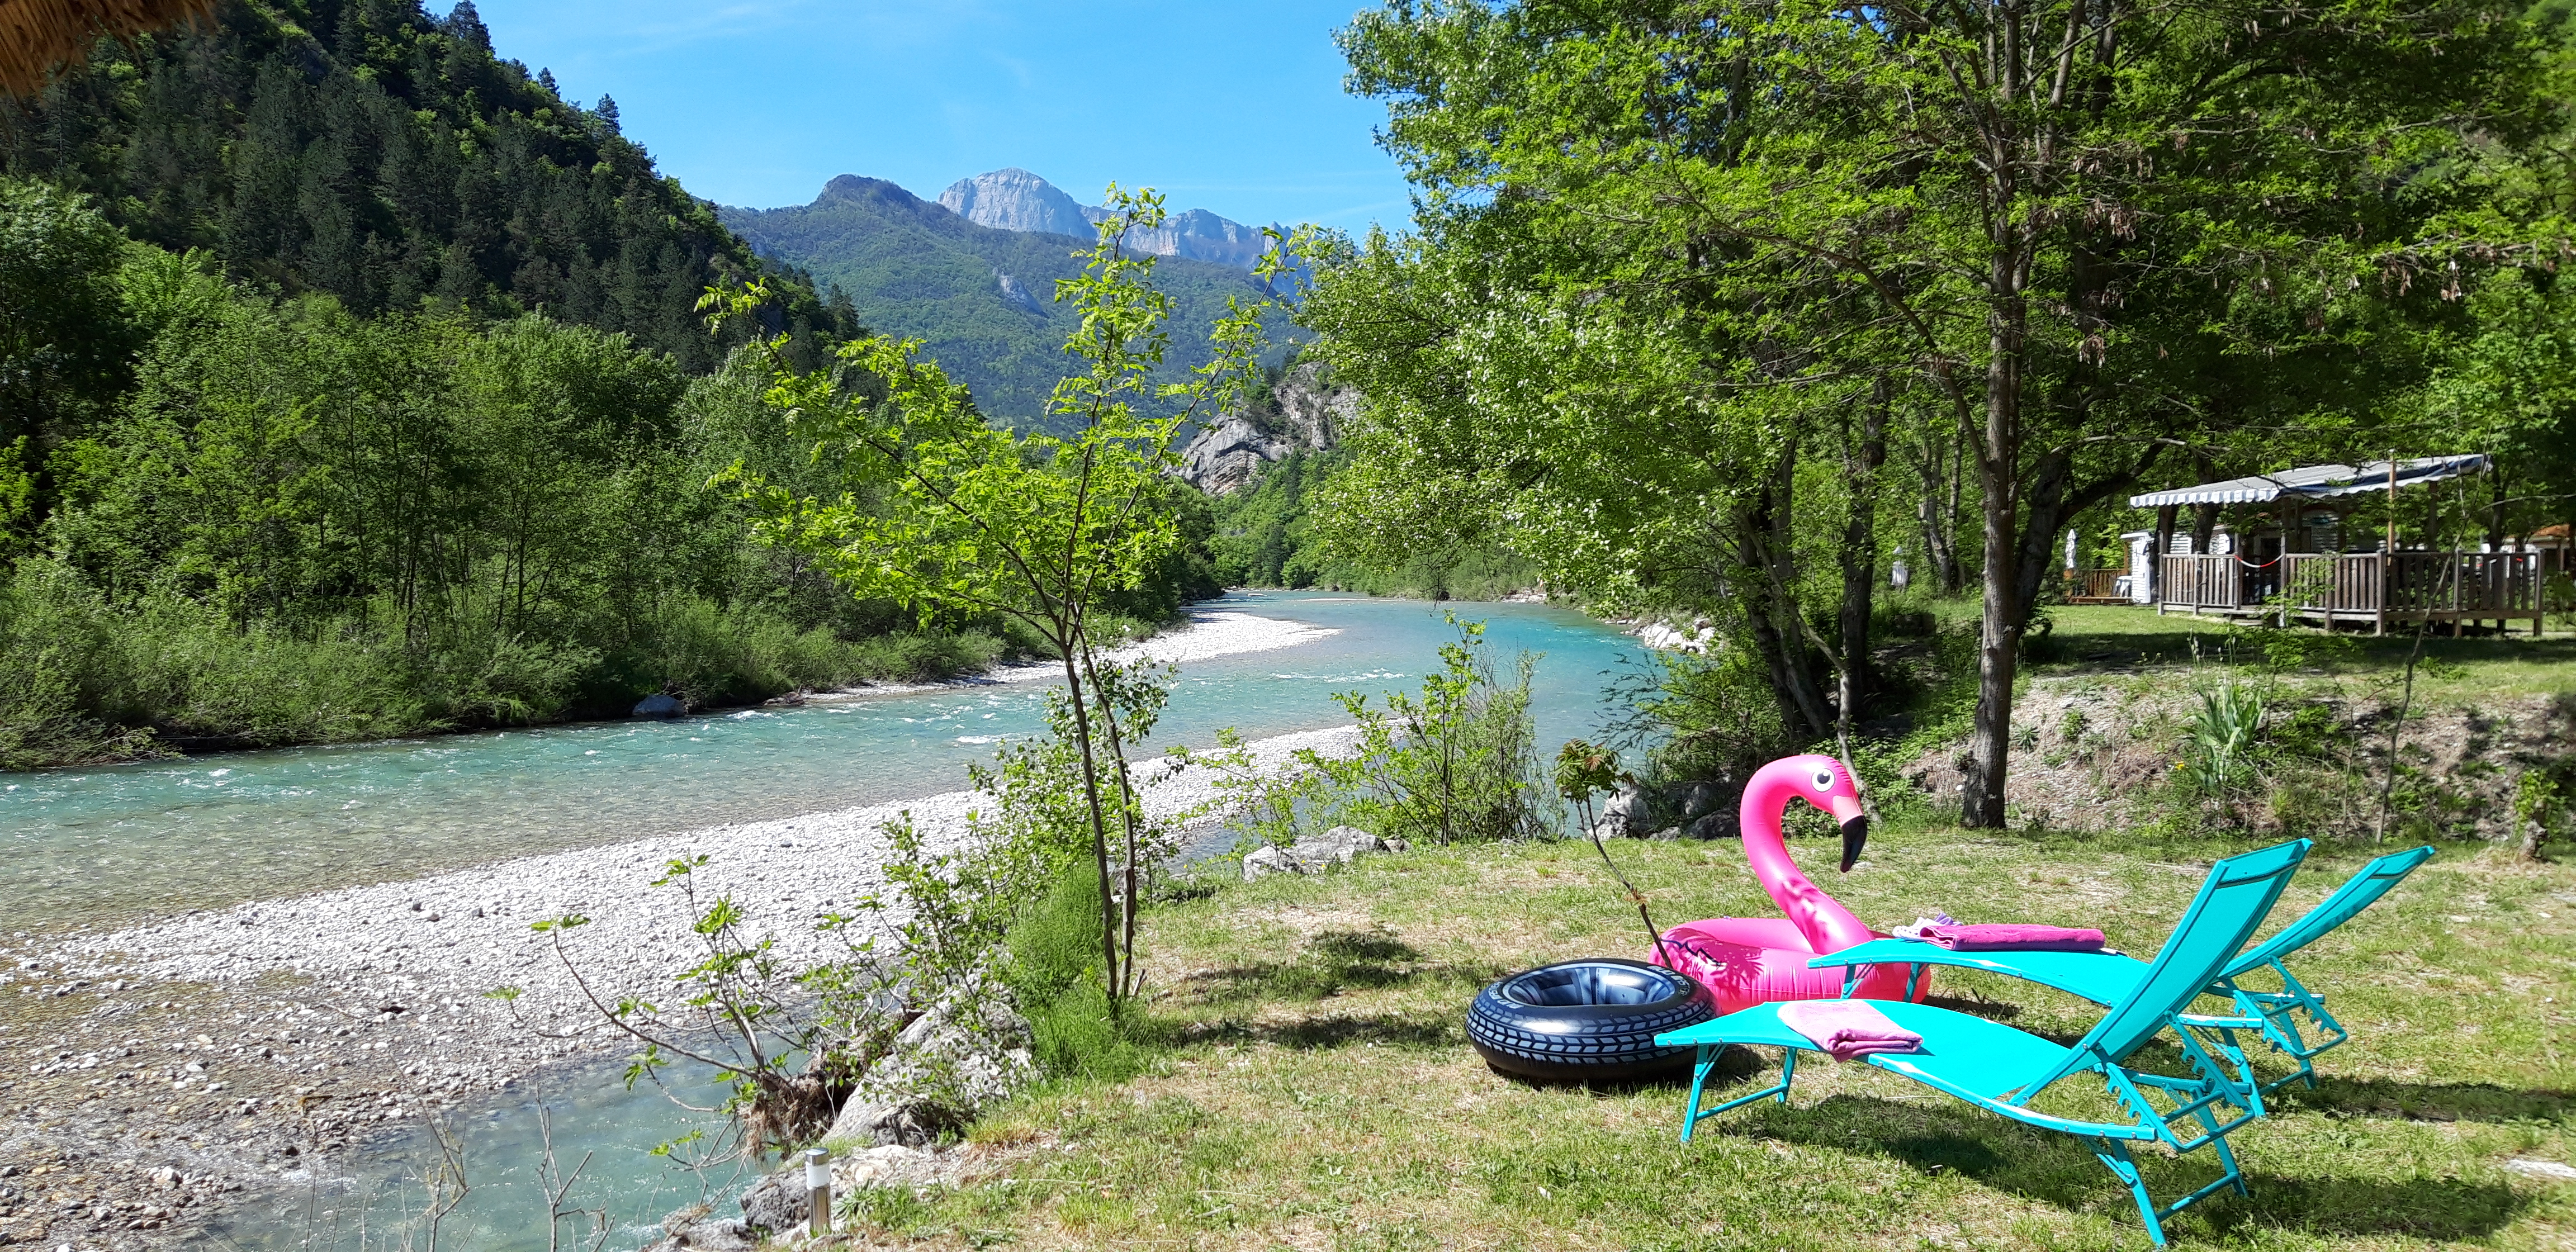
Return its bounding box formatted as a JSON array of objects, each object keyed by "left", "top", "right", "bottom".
[
  {"left": 1777, "top": 999, "right": 1924, "bottom": 1061},
  {"left": 1922, "top": 923, "right": 2106, "bottom": 952}
]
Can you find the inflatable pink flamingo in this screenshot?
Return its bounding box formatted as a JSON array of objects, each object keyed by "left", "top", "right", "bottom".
[{"left": 1651, "top": 753, "right": 1928, "bottom": 1013}]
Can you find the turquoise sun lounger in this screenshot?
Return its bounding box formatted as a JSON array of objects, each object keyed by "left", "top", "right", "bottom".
[
  {"left": 1807, "top": 844, "right": 2433, "bottom": 1093},
  {"left": 1659, "top": 839, "right": 2310, "bottom": 1246}
]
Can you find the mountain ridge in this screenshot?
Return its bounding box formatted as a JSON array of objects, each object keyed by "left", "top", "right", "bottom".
[
  {"left": 721, "top": 176, "right": 1289, "bottom": 426},
  {"left": 935, "top": 167, "right": 1273, "bottom": 271}
]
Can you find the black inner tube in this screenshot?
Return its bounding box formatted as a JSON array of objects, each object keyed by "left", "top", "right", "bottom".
[{"left": 1502, "top": 962, "right": 1677, "bottom": 1008}]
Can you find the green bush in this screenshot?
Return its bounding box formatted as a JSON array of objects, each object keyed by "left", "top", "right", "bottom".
[
  {"left": 1228, "top": 615, "right": 1555, "bottom": 848},
  {"left": 1628, "top": 647, "right": 1797, "bottom": 789},
  {"left": 1005, "top": 864, "right": 1148, "bottom": 1083},
  {"left": 2182, "top": 676, "right": 2265, "bottom": 798},
  {"left": 0, "top": 561, "right": 157, "bottom": 768},
  {"left": 0, "top": 555, "right": 1014, "bottom": 767}
]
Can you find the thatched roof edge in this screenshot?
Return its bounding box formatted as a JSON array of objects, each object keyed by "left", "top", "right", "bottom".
[{"left": 0, "top": 0, "right": 216, "bottom": 98}]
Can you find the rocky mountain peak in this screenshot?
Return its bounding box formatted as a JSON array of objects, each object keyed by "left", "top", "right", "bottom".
[
  {"left": 937, "top": 168, "right": 1093, "bottom": 237},
  {"left": 934, "top": 168, "right": 1272, "bottom": 271}
]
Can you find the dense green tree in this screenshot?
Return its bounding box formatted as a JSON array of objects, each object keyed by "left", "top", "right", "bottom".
[
  {"left": 1314, "top": 0, "right": 2551, "bottom": 818},
  {"left": 0, "top": 179, "right": 141, "bottom": 554},
  {"left": 0, "top": 0, "right": 855, "bottom": 373}
]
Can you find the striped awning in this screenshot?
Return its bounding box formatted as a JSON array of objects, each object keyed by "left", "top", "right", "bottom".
[{"left": 2128, "top": 455, "right": 2488, "bottom": 509}]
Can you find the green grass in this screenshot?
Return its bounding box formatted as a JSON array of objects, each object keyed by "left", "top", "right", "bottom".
[
  {"left": 1906, "top": 597, "right": 2576, "bottom": 707},
  {"left": 841, "top": 827, "right": 2576, "bottom": 1250}
]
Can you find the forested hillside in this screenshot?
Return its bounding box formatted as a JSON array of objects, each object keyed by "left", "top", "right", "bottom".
[
  {"left": 1211, "top": 450, "right": 1534, "bottom": 600},
  {"left": 0, "top": 2, "right": 1225, "bottom": 772},
  {"left": 0, "top": 192, "right": 1018, "bottom": 771},
  {"left": 722, "top": 176, "right": 1290, "bottom": 425},
  {"left": 0, "top": 0, "right": 857, "bottom": 372}
]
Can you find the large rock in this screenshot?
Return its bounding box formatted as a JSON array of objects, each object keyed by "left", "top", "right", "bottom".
[
  {"left": 1635, "top": 619, "right": 1717, "bottom": 653},
  {"left": 1243, "top": 826, "right": 1391, "bottom": 880},
  {"left": 635, "top": 1217, "right": 755, "bottom": 1252},
  {"left": 737, "top": 1169, "right": 806, "bottom": 1235},
  {"left": 826, "top": 1096, "right": 959, "bottom": 1149},
  {"left": 1590, "top": 781, "right": 1651, "bottom": 839},
  {"left": 633, "top": 693, "right": 685, "bottom": 719},
  {"left": 824, "top": 973, "right": 1035, "bottom": 1147},
  {"left": 1240, "top": 844, "right": 1295, "bottom": 881},
  {"left": 1177, "top": 361, "right": 1352, "bottom": 495},
  {"left": 842, "top": 1143, "right": 948, "bottom": 1189}
]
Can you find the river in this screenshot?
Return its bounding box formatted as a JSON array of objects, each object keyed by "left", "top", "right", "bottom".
[{"left": 7, "top": 591, "right": 1653, "bottom": 1250}]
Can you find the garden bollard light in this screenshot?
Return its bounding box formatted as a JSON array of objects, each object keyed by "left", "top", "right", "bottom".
[{"left": 806, "top": 1146, "right": 831, "bottom": 1235}]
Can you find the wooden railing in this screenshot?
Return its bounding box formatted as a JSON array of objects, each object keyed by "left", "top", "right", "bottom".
[
  {"left": 2158, "top": 550, "right": 2549, "bottom": 620},
  {"left": 2065, "top": 568, "right": 2129, "bottom": 601},
  {"left": 2159, "top": 554, "right": 2241, "bottom": 609},
  {"left": 2386, "top": 551, "right": 2547, "bottom": 614},
  {"left": 2279, "top": 554, "right": 2381, "bottom": 613}
]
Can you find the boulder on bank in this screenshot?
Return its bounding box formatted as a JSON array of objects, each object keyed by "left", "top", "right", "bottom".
[
  {"left": 728, "top": 1144, "right": 954, "bottom": 1235},
  {"left": 1243, "top": 826, "right": 1398, "bottom": 881},
  {"left": 842, "top": 1142, "right": 948, "bottom": 1188},
  {"left": 635, "top": 1213, "right": 755, "bottom": 1252},
  {"left": 633, "top": 693, "right": 685, "bottom": 719},
  {"left": 1589, "top": 781, "right": 1650, "bottom": 839},
  {"left": 737, "top": 1170, "right": 805, "bottom": 1234},
  {"left": 823, "top": 972, "right": 1035, "bottom": 1148}
]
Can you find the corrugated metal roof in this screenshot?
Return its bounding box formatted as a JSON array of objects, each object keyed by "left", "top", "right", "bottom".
[{"left": 2127, "top": 455, "right": 2488, "bottom": 509}]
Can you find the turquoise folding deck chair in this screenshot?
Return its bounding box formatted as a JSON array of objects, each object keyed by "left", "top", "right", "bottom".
[
  {"left": 1807, "top": 844, "right": 2433, "bottom": 1093},
  {"left": 1658, "top": 839, "right": 2309, "bottom": 1246}
]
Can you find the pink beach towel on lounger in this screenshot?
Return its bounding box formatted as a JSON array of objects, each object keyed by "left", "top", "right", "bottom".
[
  {"left": 1922, "top": 923, "right": 2106, "bottom": 952},
  {"left": 1777, "top": 999, "right": 1924, "bottom": 1061}
]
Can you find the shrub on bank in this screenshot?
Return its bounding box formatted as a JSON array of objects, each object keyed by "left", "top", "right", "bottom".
[{"left": 0, "top": 556, "right": 1017, "bottom": 768}]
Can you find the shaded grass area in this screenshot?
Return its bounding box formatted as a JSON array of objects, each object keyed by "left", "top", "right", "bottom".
[{"left": 845, "top": 828, "right": 2576, "bottom": 1250}]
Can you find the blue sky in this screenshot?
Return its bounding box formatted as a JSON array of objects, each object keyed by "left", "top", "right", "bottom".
[{"left": 468, "top": 1, "right": 1413, "bottom": 233}]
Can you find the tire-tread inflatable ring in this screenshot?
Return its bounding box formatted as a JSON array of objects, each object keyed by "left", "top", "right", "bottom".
[{"left": 1466, "top": 958, "right": 1715, "bottom": 1083}]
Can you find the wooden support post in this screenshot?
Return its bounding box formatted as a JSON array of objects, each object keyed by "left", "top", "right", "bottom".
[{"left": 2153, "top": 505, "right": 2178, "bottom": 606}]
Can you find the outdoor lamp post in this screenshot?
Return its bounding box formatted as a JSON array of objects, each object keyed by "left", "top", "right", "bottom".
[{"left": 806, "top": 1146, "right": 832, "bottom": 1236}]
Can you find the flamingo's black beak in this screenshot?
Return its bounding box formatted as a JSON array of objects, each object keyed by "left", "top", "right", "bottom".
[
  {"left": 1839, "top": 814, "right": 1869, "bottom": 874},
  {"left": 1828, "top": 792, "right": 1869, "bottom": 873}
]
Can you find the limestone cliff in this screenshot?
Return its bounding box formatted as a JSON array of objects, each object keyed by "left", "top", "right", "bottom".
[
  {"left": 937, "top": 168, "right": 1272, "bottom": 271},
  {"left": 1178, "top": 361, "right": 1351, "bottom": 495},
  {"left": 937, "top": 168, "right": 1092, "bottom": 236}
]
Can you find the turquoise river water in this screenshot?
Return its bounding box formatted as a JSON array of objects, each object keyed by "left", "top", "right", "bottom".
[
  {"left": 6, "top": 592, "right": 1654, "bottom": 1250},
  {"left": 8, "top": 592, "right": 1650, "bottom": 934}
]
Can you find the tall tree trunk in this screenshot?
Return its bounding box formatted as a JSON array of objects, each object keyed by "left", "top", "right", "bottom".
[
  {"left": 1964, "top": 234, "right": 2030, "bottom": 829},
  {"left": 1742, "top": 447, "right": 1834, "bottom": 740},
  {"left": 2487, "top": 466, "right": 2508, "bottom": 551},
  {"left": 1837, "top": 385, "right": 1890, "bottom": 732},
  {"left": 1914, "top": 423, "right": 1965, "bottom": 595}
]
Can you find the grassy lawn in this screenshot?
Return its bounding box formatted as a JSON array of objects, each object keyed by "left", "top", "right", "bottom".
[
  {"left": 1999, "top": 603, "right": 2576, "bottom": 704},
  {"left": 845, "top": 827, "right": 2576, "bottom": 1250}
]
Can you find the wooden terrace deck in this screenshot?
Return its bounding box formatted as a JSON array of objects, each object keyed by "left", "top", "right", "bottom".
[{"left": 2156, "top": 551, "right": 2554, "bottom": 634}]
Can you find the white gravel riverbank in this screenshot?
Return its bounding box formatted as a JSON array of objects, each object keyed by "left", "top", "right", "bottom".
[
  {"left": 808, "top": 609, "right": 1343, "bottom": 700},
  {"left": 54, "top": 724, "right": 1356, "bottom": 1058}
]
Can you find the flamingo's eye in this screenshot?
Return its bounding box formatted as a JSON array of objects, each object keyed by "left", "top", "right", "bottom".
[{"left": 1812, "top": 769, "right": 1836, "bottom": 791}]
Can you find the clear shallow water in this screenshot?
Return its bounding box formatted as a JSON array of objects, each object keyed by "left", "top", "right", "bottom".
[
  {"left": 138, "top": 592, "right": 1648, "bottom": 1251},
  {"left": 5, "top": 592, "right": 1648, "bottom": 932},
  {"left": 202, "top": 1051, "right": 755, "bottom": 1251}
]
